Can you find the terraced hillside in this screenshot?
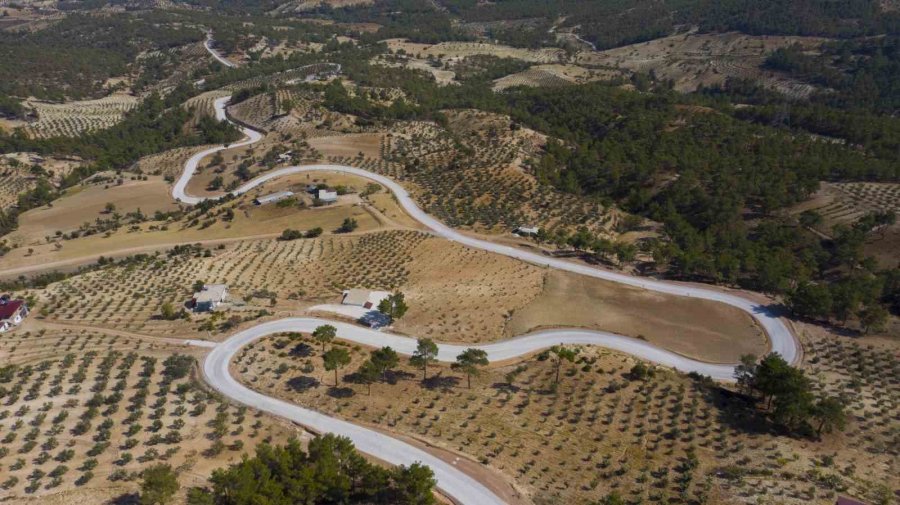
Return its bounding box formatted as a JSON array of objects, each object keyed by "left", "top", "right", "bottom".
[{"left": 25, "top": 95, "right": 138, "bottom": 139}]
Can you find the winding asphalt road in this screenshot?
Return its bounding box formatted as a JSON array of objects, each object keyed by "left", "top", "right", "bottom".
[
  {"left": 204, "top": 34, "right": 236, "bottom": 68},
  {"left": 180, "top": 95, "right": 800, "bottom": 505}
]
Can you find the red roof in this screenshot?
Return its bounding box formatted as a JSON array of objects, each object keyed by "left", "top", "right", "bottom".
[{"left": 0, "top": 300, "right": 24, "bottom": 320}]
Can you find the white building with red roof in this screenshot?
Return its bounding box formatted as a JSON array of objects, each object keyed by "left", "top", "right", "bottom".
[{"left": 0, "top": 296, "right": 28, "bottom": 332}]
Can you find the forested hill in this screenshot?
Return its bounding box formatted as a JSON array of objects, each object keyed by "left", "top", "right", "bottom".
[{"left": 312, "top": 0, "right": 900, "bottom": 49}]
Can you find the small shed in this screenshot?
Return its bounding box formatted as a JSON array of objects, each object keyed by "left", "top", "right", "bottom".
[
  {"left": 341, "top": 289, "right": 390, "bottom": 310},
  {"left": 254, "top": 191, "right": 294, "bottom": 206},
  {"left": 192, "top": 284, "right": 228, "bottom": 312},
  {"left": 515, "top": 226, "right": 539, "bottom": 236},
  {"left": 342, "top": 289, "right": 374, "bottom": 308},
  {"left": 317, "top": 189, "right": 338, "bottom": 204}
]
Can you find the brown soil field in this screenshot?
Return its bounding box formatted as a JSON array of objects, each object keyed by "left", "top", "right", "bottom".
[
  {"left": 575, "top": 32, "right": 825, "bottom": 97},
  {"left": 235, "top": 324, "right": 898, "bottom": 505},
  {"left": 506, "top": 270, "right": 766, "bottom": 363},
  {"left": 307, "top": 133, "right": 384, "bottom": 160}
]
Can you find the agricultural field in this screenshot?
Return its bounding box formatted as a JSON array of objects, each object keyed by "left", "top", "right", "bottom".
[
  {"left": 0, "top": 4, "right": 897, "bottom": 504},
  {"left": 24, "top": 94, "right": 138, "bottom": 138},
  {"left": 25, "top": 228, "right": 765, "bottom": 363},
  {"left": 234, "top": 325, "right": 897, "bottom": 505},
  {"left": 384, "top": 39, "right": 567, "bottom": 65},
  {"left": 789, "top": 182, "right": 900, "bottom": 268},
  {"left": 0, "top": 173, "right": 391, "bottom": 276},
  {"left": 227, "top": 87, "right": 359, "bottom": 137},
  {"left": 183, "top": 90, "right": 231, "bottom": 126},
  {"left": 376, "top": 110, "right": 613, "bottom": 235},
  {"left": 224, "top": 87, "right": 624, "bottom": 236},
  {"left": 575, "top": 32, "right": 825, "bottom": 96},
  {"left": 492, "top": 64, "right": 621, "bottom": 91},
  {"left": 0, "top": 153, "right": 81, "bottom": 209},
  {"left": 0, "top": 327, "right": 301, "bottom": 501}
]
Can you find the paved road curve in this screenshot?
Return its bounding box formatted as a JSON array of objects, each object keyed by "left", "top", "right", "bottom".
[
  {"left": 181, "top": 96, "right": 800, "bottom": 505},
  {"left": 204, "top": 34, "right": 236, "bottom": 68}
]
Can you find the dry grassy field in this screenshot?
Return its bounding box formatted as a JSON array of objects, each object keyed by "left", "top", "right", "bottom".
[
  {"left": 505, "top": 270, "right": 765, "bottom": 363},
  {"left": 0, "top": 326, "right": 302, "bottom": 502},
  {"left": 7, "top": 175, "right": 180, "bottom": 248},
  {"left": 234, "top": 325, "right": 897, "bottom": 505},
  {"left": 24, "top": 94, "right": 138, "bottom": 138}
]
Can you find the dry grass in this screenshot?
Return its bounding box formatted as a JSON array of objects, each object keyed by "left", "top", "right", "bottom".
[
  {"left": 8, "top": 175, "right": 180, "bottom": 248},
  {"left": 34, "top": 231, "right": 427, "bottom": 338},
  {"left": 23, "top": 226, "right": 763, "bottom": 362},
  {"left": 506, "top": 270, "right": 766, "bottom": 363},
  {"left": 0, "top": 184, "right": 386, "bottom": 274}
]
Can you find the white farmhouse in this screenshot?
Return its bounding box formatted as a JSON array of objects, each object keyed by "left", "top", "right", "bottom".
[{"left": 192, "top": 284, "right": 228, "bottom": 312}]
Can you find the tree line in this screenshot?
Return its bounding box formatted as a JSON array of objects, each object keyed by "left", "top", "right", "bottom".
[
  {"left": 135, "top": 435, "right": 438, "bottom": 505},
  {"left": 733, "top": 353, "right": 846, "bottom": 437}
]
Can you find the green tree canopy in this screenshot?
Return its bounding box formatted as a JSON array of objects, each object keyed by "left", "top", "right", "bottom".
[
  {"left": 378, "top": 292, "right": 409, "bottom": 322},
  {"left": 201, "top": 436, "right": 436, "bottom": 504},
  {"left": 323, "top": 347, "right": 351, "bottom": 386},
  {"left": 451, "top": 348, "right": 489, "bottom": 388},
  {"left": 370, "top": 346, "right": 399, "bottom": 380},
  {"left": 313, "top": 324, "right": 337, "bottom": 352},
  {"left": 140, "top": 464, "right": 179, "bottom": 505},
  {"left": 549, "top": 345, "right": 578, "bottom": 384},
  {"left": 409, "top": 338, "right": 439, "bottom": 381}
]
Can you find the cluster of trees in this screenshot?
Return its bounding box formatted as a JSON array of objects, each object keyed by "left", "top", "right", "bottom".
[
  {"left": 323, "top": 0, "right": 472, "bottom": 44},
  {"left": 450, "top": 55, "right": 531, "bottom": 83},
  {"left": 138, "top": 436, "right": 437, "bottom": 505},
  {"left": 734, "top": 353, "right": 846, "bottom": 436},
  {"left": 436, "top": 0, "right": 900, "bottom": 50},
  {"left": 337, "top": 217, "right": 359, "bottom": 233},
  {"left": 0, "top": 12, "right": 203, "bottom": 100},
  {"left": 310, "top": 324, "right": 491, "bottom": 391},
  {"left": 279, "top": 227, "right": 323, "bottom": 240},
  {"left": 765, "top": 36, "right": 900, "bottom": 114}
]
